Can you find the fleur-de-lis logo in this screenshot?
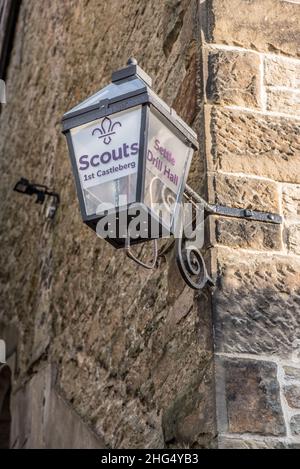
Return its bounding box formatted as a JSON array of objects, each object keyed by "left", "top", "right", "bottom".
[{"left": 92, "top": 116, "right": 122, "bottom": 145}]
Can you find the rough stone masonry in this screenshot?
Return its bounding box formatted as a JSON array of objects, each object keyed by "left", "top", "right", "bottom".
[{"left": 0, "top": 0, "right": 299, "bottom": 449}]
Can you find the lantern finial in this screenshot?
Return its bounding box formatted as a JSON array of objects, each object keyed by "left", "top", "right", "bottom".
[
  {"left": 112, "top": 57, "right": 152, "bottom": 87},
  {"left": 127, "top": 57, "right": 138, "bottom": 66}
]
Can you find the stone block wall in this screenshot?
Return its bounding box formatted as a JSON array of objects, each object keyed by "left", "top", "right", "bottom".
[
  {"left": 0, "top": 0, "right": 215, "bottom": 449},
  {"left": 10, "top": 364, "right": 104, "bottom": 448},
  {"left": 0, "top": 0, "right": 300, "bottom": 449},
  {"left": 201, "top": 0, "right": 300, "bottom": 448}
]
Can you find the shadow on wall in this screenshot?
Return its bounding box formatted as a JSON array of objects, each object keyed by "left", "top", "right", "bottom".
[{"left": 0, "top": 365, "right": 11, "bottom": 449}]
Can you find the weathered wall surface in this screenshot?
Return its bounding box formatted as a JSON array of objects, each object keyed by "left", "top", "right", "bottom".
[
  {"left": 1, "top": 0, "right": 300, "bottom": 450},
  {"left": 0, "top": 0, "right": 215, "bottom": 449},
  {"left": 202, "top": 0, "right": 300, "bottom": 449},
  {"left": 10, "top": 364, "right": 105, "bottom": 449}
]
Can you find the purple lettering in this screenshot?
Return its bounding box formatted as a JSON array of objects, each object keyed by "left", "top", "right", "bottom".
[
  {"left": 154, "top": 139, "right": 160, "bottom": 151},
  {"left": 100, "top": 152, "right": 111, "bottom": 164},
  {"left": 147, "top": 149, "right": 153, "bottom": 161},
  {"left": 164, "top": 166, "right": 171, "bottom": 178},
  {"left": 153, "top": 139, "right": 175, "bottom": 166},
  {"left": 79, "top": 155, "right": 89, "bottom": 170},
  {"left": 130, "top": 143, "right": 139, "bottom": 155},
  {"left": 79, "top": 142, "right": 139, "bottom": 172},
  {"left": 90, "top": 155, "right": 100, "bottom": 167},
  {"left": 112, "top": 147, "right": 122, "bottom": 161},
  {"left": 123, "top": 143, "right": 130, "bottom": 157}
]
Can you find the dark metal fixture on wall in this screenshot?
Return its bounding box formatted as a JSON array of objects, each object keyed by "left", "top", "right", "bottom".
[
  {"left": 62, "top": 58, "right": 282, "bottom": 290},
  {"left": 13, "top": 178, "right": 60, "bottom": 219}
]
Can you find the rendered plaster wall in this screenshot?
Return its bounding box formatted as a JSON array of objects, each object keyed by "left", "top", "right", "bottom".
[{"left": 0, "top": 0, "right": 215, "bottom": 449}]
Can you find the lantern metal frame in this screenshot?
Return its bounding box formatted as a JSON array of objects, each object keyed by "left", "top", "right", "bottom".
[
  {"left": 62, "top": 59, "right": 282, "bottom": 290},
  {"left": 62, "top": 59, "right": 198, "bottom": 249}
]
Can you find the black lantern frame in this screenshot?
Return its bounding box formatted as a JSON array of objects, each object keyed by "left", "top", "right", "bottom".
[
  {"left": 62, "top": 59, "right": 282, "bottom": 290},
  {"left": 62, "top": 58, "right": 198, "bottom": 249}
]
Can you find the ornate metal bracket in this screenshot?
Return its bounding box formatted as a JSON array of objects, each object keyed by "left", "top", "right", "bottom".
[
  {"left": 183, "top": 184, "right": 282, "bottom": 225},
  {"left": 177, "top": 184, "right": 282, "bottom": 289},
  {"left": 175, "top": 234, "right": 214, "bottom": 290},
  {"left": 124, "top": 183, "right": 282, "bottom": 290}
]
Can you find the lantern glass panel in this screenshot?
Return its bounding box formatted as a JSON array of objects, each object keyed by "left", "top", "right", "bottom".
[
  {"left": 65, "top": 78, "right": 146, "bottom": 116},
  {"left": 144, "top": 109, "right": 193, "bottom": 231},
  {"left": 70, "top": 106, "right": 142, "bottom": 216}
]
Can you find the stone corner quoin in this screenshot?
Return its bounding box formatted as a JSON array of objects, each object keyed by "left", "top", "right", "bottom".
[
  {"left": 206, "top": 0, "right": 300, "bottom": 59},
  {"left": 201, "top": 0, "right": 300, "bottom": 448}
]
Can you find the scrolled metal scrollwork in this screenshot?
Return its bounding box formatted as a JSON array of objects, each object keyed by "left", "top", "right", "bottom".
[
  {"left": 174, "top": 200, "right": 214, "bottom": 290},
  {"left": 124, "top": 180, "right": 215, "bottom": 289},
  {"left": 175, "top": 235, "right": 214, "bottom": 290}
]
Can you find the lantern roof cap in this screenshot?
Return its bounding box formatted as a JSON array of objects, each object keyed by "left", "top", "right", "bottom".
[
  {"left": 64, "top": 59, "right": 152, "bottom": 117},
  {"left": 62, "top": 60, "right": 198, "bottom": 146},
  {"left": 111, "top": 58, "right": 152, "bottom": 87},
  {"left": 64, "top": 76, "right": 146, "bottom": 117}
]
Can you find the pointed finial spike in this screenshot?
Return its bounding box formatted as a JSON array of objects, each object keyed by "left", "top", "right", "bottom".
[
  {"left": 127, "top": 57, "right": 138, "bottom": 66},
  {"left": 112, "top": 57, "right": 152, "bottom": 87}
]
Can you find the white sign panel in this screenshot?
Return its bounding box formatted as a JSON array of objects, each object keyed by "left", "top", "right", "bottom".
[
  {"left": 71, "top": 106, "right": 141, "bottom": 191},
  {"left": 146, "top": 111, "right": 191, "bottom": 195}
]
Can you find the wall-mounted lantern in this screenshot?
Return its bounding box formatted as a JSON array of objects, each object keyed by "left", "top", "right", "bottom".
[
  {"left": 62, "top": 58, "right": 198, "bottom": 249},
  {"left": 62, "top": 59, "right": 282, "bottom": 290}
]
